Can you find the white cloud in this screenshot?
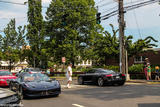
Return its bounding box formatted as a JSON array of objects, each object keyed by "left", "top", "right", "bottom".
[
  {"left": 0, "top": 10, "right": 27, "bottom": 28},
  {"left": 42, "top": 0, "right": 52, "bottom": 4}
]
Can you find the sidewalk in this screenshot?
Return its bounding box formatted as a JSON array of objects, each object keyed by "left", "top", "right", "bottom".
[
  {"left": 52, "top": 76, "right": 160, "bottom": 85},
  {"left": 127, "top": 79, "right": 160, "bottom": 84}
]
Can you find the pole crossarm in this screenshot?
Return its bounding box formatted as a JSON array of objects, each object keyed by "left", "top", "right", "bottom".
[{"left": 102, "top": 0, "right": 159, "bottom": 20}]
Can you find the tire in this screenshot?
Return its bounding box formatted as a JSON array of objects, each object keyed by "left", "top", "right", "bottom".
[
  {"left": 9, "top": 83, "right": 13, "bottom": 91},
  {"left": 18, "top": 87, "right": 24, "bottom": 100},
  {"left": 54, "top": 94, "right": 59, "bottom": 97},
  {"left": 97, "top": 77, "right": 104, "bottom": 87},
  {"left": 78, "top": 77, "right": 84, "bottom": 85},
  {"left": 118, "top": 81, "right": 125, "bottom": 86}
]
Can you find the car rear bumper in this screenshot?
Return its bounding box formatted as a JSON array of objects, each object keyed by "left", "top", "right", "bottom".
[
  {"left": 0, "top": 81, "right": 8, "bottom": 86},
  {"left": 104, "top": 77, "right": 126, "bottom": 83},
  {"left": 23, "top": 88, "right": 61, "bottom": 97}
]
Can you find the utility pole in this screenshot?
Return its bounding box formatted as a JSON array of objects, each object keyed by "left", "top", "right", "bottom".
[{"left": 118, "top": 0, "right": 126, "bottom": 74}]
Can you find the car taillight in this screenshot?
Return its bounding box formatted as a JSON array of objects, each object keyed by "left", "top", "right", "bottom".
[
  {"left": 105, "top": 74, "right": 112, "bottom": 77},
  {"left": 122, "top": 74, "right": 125, "bottom": 76}
]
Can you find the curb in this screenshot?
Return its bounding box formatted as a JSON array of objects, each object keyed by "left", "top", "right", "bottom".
[
  {"left": 127, "top": 80, "right": 160, "bottom": 84},
  {"left": 53, "top": 77, "right": 160, "bottom": 85}
]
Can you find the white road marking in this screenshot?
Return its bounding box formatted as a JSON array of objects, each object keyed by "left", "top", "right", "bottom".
[{"left": 72, "top": 104, "right": 85, "bottom": 107}]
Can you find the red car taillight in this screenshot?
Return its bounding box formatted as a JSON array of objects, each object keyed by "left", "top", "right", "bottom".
[
  {"left": 105, "top": 74, "right": 112, "bottom": 77},
  {"left": 122, "top": 74, "right": 125, "bottom": 76}
]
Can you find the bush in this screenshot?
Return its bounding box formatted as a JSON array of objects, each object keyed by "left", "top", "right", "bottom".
[
  {"left": 128, "top": 64, "right": 144, "bottom": 73},
  {"left": 103, "top": 65, "right": 119, "bottom": 72}
]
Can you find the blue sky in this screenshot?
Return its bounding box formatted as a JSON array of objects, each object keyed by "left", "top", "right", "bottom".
[{"left": 0, "top": 0, "right": 160, "bottom": 47}]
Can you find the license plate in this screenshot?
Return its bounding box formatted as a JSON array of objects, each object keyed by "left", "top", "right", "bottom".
[
  {"left": 116, "top": 76, "right": 120, "bottom": 79},
  {"left": 42, "top": 91, "right": 48, "bottom": 95}
]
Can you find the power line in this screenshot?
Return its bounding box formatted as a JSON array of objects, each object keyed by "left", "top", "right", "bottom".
[
  {"left": 95, "top": 0, "right": 106, "bottom": 4},
  {"left": 96, "top": 1, "right": 116, "bottom": 8},
  {"left": 102, "top": 0, "right": 159, "bottom": 20},
  {"left": 101, "top": 5, "right": 118, "bottom": 14},
  {"left": 131, "top": 1, "right": 143, "bottom": 39},
  {"left": 0, "top": 0, "right": 26, "bottom": 5},
  {"left": 99, "top": 0, "right": 146, "bottom": 16},
  {"left": 0, "top": 17, "right": 26, "bottom": 20},
  {"left": 125, "top": 0, "right": 146, "bottom": 6},
  {"left": 0, "top": 0, "right": 48, "bottom": 8}
]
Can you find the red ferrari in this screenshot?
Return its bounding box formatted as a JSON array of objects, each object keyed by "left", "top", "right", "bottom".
[{"left": 0, "top": 70, "right": 17, "bottom": 87}]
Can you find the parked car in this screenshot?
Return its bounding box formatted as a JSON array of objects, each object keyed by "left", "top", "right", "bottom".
[
  {"left": 78, "top": 68, "right": 126, "bottom": 86},
  {"left": 19, "top": 68, "right": 42, "bottom": 73},
  {"left": 16, "top": 68, "right": 44, "bottom": 76},
  {"left": 0, "top": 70, "right": 17, "bottom": 87},
  {"left": 9, "top": 72, "right": 61, "bottom": 99},
  {"left": 0, "top": 88, "right": 22, "bottom": 106}
]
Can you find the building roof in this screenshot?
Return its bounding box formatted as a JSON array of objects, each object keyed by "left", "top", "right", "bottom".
[{"left": 143, "top": 48, "right": 160, "bottom": 51}]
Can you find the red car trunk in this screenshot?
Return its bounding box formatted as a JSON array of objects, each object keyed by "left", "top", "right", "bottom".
[{"left": 0, "top": 72, "right": 17, "bottom": 86}]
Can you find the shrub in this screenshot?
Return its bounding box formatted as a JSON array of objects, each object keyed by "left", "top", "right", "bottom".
[
  {"left": 128, "top": 64, "right": 144, "bottom": 73},
  {"left": 103, "top": 65, "right": 119, "bottom": 72}
]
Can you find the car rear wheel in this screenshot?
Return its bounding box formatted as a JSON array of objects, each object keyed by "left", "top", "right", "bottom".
[
  {"left": 118, "top": 81, "right": 125, "bottom": 86},
  {"left": 18, "top": 87, "right": 24, "bottom": 100},
  {"left": 9, "top": 83, "right": 13, "bottom": 91},
  {"left": 54, "top": 94, "right": 59, "bottom": 97},
  {"left": 78, "top": 77, "right": 84, "bottom": 85},
  {"left": 97, "top": 77, "right": 104, "bottom": 87}
]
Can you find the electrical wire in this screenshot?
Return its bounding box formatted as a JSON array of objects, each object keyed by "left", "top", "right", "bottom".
[
  {"left": 96, "top": 1, "right": 116, "bottom": 8},
  {"left": 131, "top": 0, "right": 142, "bottom": 39},
  {"left": 0, "top": 17, "right": 26, "bottom": 20},
  {"left": 0, "top": 0, "right": 26, "bottom": 5},
  {"left": 102, "top": 0, "right": 158, "bottom": 20},
  {"left": 100, "top": 0, "right": 146, "bottom": 16},
  {"left": 0, "top": 0, "right": 48, "bottom": 8},
  {"left": 95, "top": 0, "right": 106, "bottom": 5}
]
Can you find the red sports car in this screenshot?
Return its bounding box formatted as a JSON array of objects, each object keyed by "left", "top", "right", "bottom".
[{"left": 0, "top": 70, "right": 17, "bottom": 87}]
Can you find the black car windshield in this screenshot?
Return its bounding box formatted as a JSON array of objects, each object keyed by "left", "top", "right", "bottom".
[
  {"left": 23, "top": 73, "right": 50, "bottom": 82},
  {"left": 100, "top": 69, "right": 115, "bottom": 73},
  {"left": 0, "top": 71, "right": 12, "bottom": 76},
  {"left": 29, "top": 68, "right": 41, "bottom": 72}
]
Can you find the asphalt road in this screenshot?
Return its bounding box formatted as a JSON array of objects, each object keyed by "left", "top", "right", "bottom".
[{"left": 22, "top": 83, "right": 160, "bottom": 107}]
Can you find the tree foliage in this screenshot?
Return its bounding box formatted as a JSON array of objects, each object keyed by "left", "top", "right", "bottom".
[
  {"left": 27, "top": 0, "right": 46, "bottom": 68},
  {"left": 127, "top": 36, "right": 158, "bottom": 58},
  {"left": 45, "top": 0, "right": 103, "bottom": 65},
  {"left": 0, "top": 19, "right": 26, "bottom": 71},
  {"left": 93, "top": 24, "right": 119, "bottom": 65}
]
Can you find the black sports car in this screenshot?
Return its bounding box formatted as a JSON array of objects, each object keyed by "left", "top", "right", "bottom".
[
  {"left": 78, "top": 68, "right": 126, "bottom": 86},
  {"left": 0, "top": 88, "right": 22, "bottom": 107},
  {"left": 9, "top": 72, "right": 61, "bottom": 99}
]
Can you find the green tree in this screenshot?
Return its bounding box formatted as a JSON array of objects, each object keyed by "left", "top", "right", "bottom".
[
  {"left": 93, "top": 24, "right": 119, "bottom": 65},
  {"left": 128, "top": 36, "right": 158, "bottom": 58},
  {"left": 27, "top": 0, "right": 46, "bottom": 68},
  {"left": 45, "top": 0, "right": 103, "bottom": 65},
  {"left": 1, "top": 19, "right": 26, "bottom": 71}
]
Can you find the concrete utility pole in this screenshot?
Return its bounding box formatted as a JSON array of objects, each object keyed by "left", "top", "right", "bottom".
[{"left": 118, "top": 0, "right": 126, "bottom": 74}]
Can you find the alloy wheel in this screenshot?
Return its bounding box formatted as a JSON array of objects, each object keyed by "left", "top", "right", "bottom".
[
  {"left": 98, "top": 77, "right": 104, "bottom": 87},
  {"left": 78, "top": 77, "right": 83, "bottom": 85}
]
